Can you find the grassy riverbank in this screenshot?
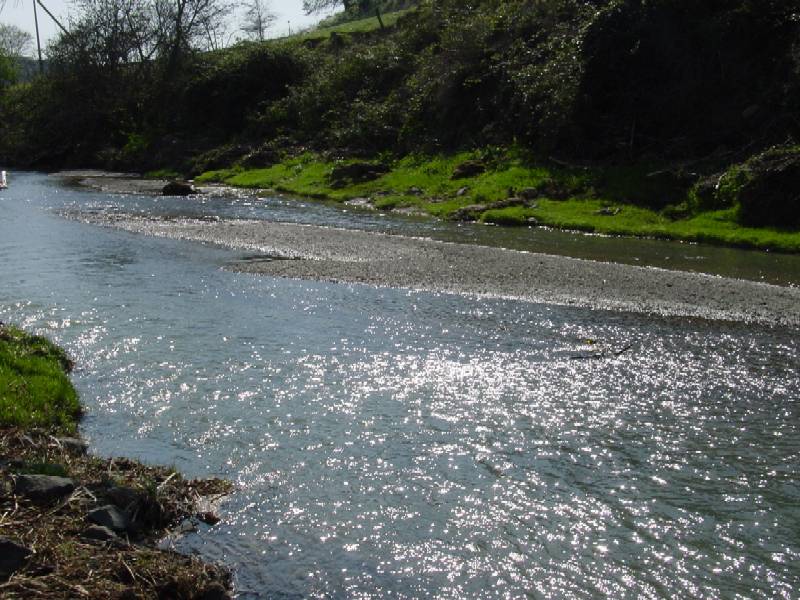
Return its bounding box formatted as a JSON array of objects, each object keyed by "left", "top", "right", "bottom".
[
  {"left": 0, "top": 324, "right": 231, "bottom": 598},
  {"left": 196, "top": 150, "right": 800, "bottom": 253}
]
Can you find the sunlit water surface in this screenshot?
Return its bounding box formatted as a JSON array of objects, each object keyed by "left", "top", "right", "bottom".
[{"left": 1, "top": 173, "right": 798, "bottom": 598}]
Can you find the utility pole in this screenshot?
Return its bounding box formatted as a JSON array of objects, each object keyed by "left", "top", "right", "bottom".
[
  {"left": 30, "top": 0, "right": 71, "bottom": 75},
  {"left": 32, "top": 0, "right": 42, "bottom": 73}
]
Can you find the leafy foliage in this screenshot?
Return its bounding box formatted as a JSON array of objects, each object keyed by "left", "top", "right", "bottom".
[{"left": 1, "top": 0, "right": 799, "bottom": 224}]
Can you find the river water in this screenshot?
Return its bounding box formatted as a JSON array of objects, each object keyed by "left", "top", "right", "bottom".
[{"left": 1, "top": 172, "right": 798, "bottom": 598}]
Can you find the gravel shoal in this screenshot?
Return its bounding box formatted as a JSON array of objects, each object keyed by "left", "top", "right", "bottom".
[{"left": 75, "top": 213, "right": 800, "bottom": 326}]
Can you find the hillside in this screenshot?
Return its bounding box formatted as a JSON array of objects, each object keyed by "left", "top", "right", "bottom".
[{"left": 1, "top": 0, "right": 798, "bottom": 246}]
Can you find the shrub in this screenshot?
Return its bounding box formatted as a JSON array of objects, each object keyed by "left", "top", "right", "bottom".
[{"left": 736, "top": 146, "right": 800, "bottom": 229}]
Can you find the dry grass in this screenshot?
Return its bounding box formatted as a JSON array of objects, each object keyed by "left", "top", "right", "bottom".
[{"left": 0, "top": 428, "right": 232, "bottom": 599}]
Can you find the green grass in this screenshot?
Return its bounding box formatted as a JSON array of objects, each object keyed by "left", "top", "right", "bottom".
[
  {"left": 196, "top": 150, "right": 800, "bottom": 253},
  {"left": 0, "top": 326, "right": 80, "bottom": 433},
  {"left": 290, "top": 9, "right": 413, "bottom": 41}
]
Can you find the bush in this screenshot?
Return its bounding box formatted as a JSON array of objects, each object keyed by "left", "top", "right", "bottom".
[
  {"left": 736, "top": 146, "right": 800, "bottom": 229},
  {"left": 576, "top": 0, "right": 800, "bottom": 156}
]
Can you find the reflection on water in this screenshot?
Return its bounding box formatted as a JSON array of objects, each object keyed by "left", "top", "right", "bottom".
[{"left": 1, "top": 173, "right": 798, "bottom": 598}]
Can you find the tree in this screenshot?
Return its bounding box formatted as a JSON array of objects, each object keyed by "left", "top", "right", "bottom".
[
  {"left": 303, "top": 0, "right": 385, "bottom": 29},
  {"left": 241, "top": 0, "right": 275, "bottom": 42},
  {"left": 153, "top": 0, "right": 234, "bottom": 72},
  {"left": 0, "top": 23, "right": 33, "bottom": 58},
  {"left": 62, "top": 0, "right": 158, "bottom": 69}
]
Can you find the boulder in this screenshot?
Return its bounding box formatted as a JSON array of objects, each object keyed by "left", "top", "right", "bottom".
[
  {"left": 106, "top": 485, "right": 147, "bottom": 514},
  {"left": 329, "top": 162, "right": 389, "bottom": 187},
  {"left": 450, "top": 204, "right": 487, "bottom": 221},
  {"left": 162, "top": 181, "right": 195, "bottom": 196},
  {"left": 451, "top": 160, "right": 486, "bottom": 180},
  {"left": 88, "top": 505, "right": 130, "bottom": 532},
  {"left": 14, "top": 474, "right": 75, "bottom": 504},
  {"left": 0, "top": 538, "right": 31, "bottom": 580},
  {"left": 56, "top": 437, "right": 88, "bottom": 455}
]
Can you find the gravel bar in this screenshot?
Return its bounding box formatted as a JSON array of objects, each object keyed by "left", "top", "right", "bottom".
[{"left": 74, "top": 213, "right": 800, "bottom": 327}]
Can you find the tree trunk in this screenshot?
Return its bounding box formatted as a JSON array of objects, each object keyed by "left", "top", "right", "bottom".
[{"left": 375, "top": 4, "right": 385, "bottom": 29}]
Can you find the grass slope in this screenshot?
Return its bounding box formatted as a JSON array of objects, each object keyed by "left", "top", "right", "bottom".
[
  {"left": 290, "top": 9, "right": 413, "bottom": 41},
  {"left": 0, "top": 325, "right": 80, "bottom": 433},
  {"left": 197, "top": 151, "right": 800, "bottom": 253}
]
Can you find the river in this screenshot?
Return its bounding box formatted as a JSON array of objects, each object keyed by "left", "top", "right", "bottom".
[{"left": 1, "top": 172, "right": 798, "bottom": 598}]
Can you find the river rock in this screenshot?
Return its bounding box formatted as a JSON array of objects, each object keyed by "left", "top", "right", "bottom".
[
  {"left": 82, "top": 525, "right": 119, "bottom": 542},
  {"left": 0, "top": 538, "right": 31, "bottom": 580},
  {"left": 450, "top": 204, "right": 487, "bottom": 221},
  {"left": 88, "top": 505, "right": 130, "bottom": 532},
  {"left": 456, "top": 186, "right": 470, "bottom": 197},
  {"left": 344, "top": 197, "right": 374, "bottom": 209},
  {"left": 56, "top": 437, "right": 88, "bottom": 455},
  {"left": 162, "top": 181, "right": 195, "bottom": 196},
  {"left": 196, "top": 582, "right": 232, "bottom": 600},
  {"left": 451, "top": 160, "right": 486, "bottom": 180},
  {"left": 595, "top": 206, "right": 621, "bottom": 216},
  {"left": 14, "top": 474, "right": 75, "bottom": 503},
  {"left": 488, "top": 197, "right": 530, "bottom": 209},
  {"left": 106, "top": 485, "right": 144, "bottom": 511}
]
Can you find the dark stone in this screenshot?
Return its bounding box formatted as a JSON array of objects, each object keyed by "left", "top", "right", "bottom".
[
  {"left": 88, "top": 505, "right": 130, "bottom": 532},
  {"left": 162, "top": 181, "right": 195, "bottom": 196},
  {"left": 196, "top": 582, "right": 232, "bottom": 600},
  {"left": 533, "top": 179, "right": 573, "bottom": 200},
  {"left": 56, "top": 437, "right": 88, "bottom": 455},
  {"left": 241, "top": 146, "right": 279, "bottom": 169},
  {"left": 407, "top": 186, "right": 423, "bottom": 195},
  {"left": 83, "top": 525, "right": 119, "bottom": 542},
  {"left": 0, "top": 538, "right": 31, "bottom": 580},
  {"left": 197, "top": 511, "right": 221, "bottom": 525},
  {"left": 450, "top": 204, "right": 487, "bottom": 221},
  {"left": 595, "top": 206, "right": 621, "bottom": 216},
  {"left": 518, "top": 187, "right": 540, "bottom": 201},
  {"left": 487, "top": 197, "right": 529, "bottom": 210},
  {"left": 329, "top": 162, "right": 389, "bottom": 188},
  {"left": 106, "top": 485, "right": 144, "bottom": 511},
  {"left": 451, "top": 160, "right": 486, "bottom": 180},
  {"left": 14, "top": 474, "right": 75, "bottom": 503}
]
